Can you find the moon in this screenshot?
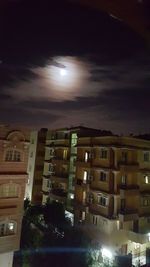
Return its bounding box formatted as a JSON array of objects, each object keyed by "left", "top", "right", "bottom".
[{"left": 60, "top": 69, "right": 67, "bottom": 77}]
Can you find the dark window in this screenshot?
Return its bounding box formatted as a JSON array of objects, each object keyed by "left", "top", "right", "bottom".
[
  {"left": 144, "top": 152, "right": 150, "bottom": 162},
  {"left": 100, "top": 149, "right": 108, "bottom": 159},
  {"left": 100, "top": 171, "right": 107, "bottom": 182}
]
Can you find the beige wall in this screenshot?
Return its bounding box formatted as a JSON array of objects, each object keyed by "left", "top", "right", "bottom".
[{"left": 0, "top": 126, "right": 30, "bottom": 257}]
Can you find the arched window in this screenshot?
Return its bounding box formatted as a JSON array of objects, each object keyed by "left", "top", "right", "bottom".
[
  {"left": 5, "top": 149, "right": 21, "bottom": 162},
  {"left": 0, "top": 221, "right": 17, "bottom": 236},
  {"left": 0, "top": 183, "right": 19, "bottom": 198}
]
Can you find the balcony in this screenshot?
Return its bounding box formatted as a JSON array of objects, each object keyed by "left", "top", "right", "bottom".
[
  {"left": 52, "top": 157, "right": 69, "bottom": 164},
  {"left": 119, "top": 209, "right": 138, "bottom": 221},
  {"left": 126, "top": 230, "right": 150, "bottom": 244},
  {"left": 46, "top": 139, "right": 69, "bottom": 148},
  {"left": 76, "top": 179, "right": 90, "bottom": 189},
  {"left": 118, "top": 162, "right": 139, "bottom": 172},
  {"left": 51, "top": 173, "right": 68, "bottom": 183},
  {"left": 50, "top": 189, "right": 67, "bottom": 202},
  {"left": 74, "top": 200, "right": 89, "bottom": 211},
  {"left": 119, "top": 184, "right": 139, "bottom": 197},
  {"left": 76, "top": 160, "right": 91, "bottom": 168},
  {"left": 89, "top": 203, "right": 110, "bottom": 218}
]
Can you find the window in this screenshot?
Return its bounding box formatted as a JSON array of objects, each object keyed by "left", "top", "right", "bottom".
[
  {"left": 71, "top": 133, "right": 77, "bottom": 147},
  {"left": 5, "top": 150, "right": 21, "bottom": 162},
  {"left": 0, "top": 221, "right": 16, "bottom": 236},
  {"left": 100, "top": 171, "right": 107, "bottom": 182},
  {"left": 97, "top": 194, "right": 108, "bottom": 206},
  {"left": 0, "top": 184, "right": 19, "bottom": 198},
  {"left": 144, "top": 175, "right": 150, "bottom": 184},
  {"left": 82, "top": 211, "right": 86, "bottom": 221},
  {"left": 48, "top": 164, "right": 54, "bottom": 173},
  {"left": 121, "top": 175, "right": 127, "bottom": 185},
  {"left": 50, "top": 149, "right": 55, "bottom": 156},
  {"left": 122, "top": 151, "right": 128, "bottom": 163},
  {"left": 84, "top": 152, "right": 90, "bottom": 162},
  {"left": 100, "top": 148, "right": 108, "bottom": 159},
  {"left": 70, "top": 193, "right": 74, "bottom": 199},
  {"left": 63, "top": 149, "right": 68, "bottom": 160},
  {"left": 92, "top": 215, "right": 98, "bottom": 225},
  {"left": 46, "top": 180, "right": 51, "bottom": 189},
  {"left": 87, "top": 193, "right": 94, "bottom": 204},
  {"left": 83, "top": 171, "right": 88, "bottom": 183},
  {"left": 142, "top": 198, "right": 150, "bottom": 206},
  {"left": 121, "top": 199, "right": 126, "bottom": 210},
  {"left": 30, "top": 151, "right": 33, "bottom": 158},
  {"left": 143, "top": 152, "right": 150, "bottom": 162},
  {"left": 0, "top": 223, "right": 5, "bottom": 236}
]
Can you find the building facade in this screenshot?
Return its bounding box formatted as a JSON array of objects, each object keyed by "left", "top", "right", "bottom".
[
  {"left": 42, "top": 127, "right": 102, "bottom": 222},
  {"left": 74, "top": 135, "right": 150, "bottom": 266},
  {"left": 0, "top": 125, "right": 30, "bottom": 267},
  {"left": 25, "top": 128, "right": 47, "bottom": 204}
]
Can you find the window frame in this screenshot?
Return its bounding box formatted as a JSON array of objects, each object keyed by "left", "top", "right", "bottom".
[
  {"left": 100, "top": 148, "right": 108, "bottom": 159},
  {"left": 5, "top": 149, "right": 22, "bottom": 162}
]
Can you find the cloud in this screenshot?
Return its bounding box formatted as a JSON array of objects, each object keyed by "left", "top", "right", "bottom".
[{"left": 0, "top": 0, "right": 150, "bottom": 134}]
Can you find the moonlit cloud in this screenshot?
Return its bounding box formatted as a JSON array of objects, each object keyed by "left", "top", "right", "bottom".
[{"left": 0, "top": 0, "right": 150, "bottom": 133}]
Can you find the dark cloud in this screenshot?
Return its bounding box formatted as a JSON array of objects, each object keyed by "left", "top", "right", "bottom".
[{"left": 0, "top": 0, "right": 150, "bottom": 133}]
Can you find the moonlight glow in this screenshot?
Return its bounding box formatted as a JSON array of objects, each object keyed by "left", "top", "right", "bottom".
[
  {"left": 60, "top": 69, "right": 67, "bottom": 77},
  {"left": 45, "top": 57, "right": 91, "bottom": 94}
]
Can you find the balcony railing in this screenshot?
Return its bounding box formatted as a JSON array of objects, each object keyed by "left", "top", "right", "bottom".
[
  {"left": 50, "top": 189, "right": 67, "bottom": 198},
  {"left": 76, "top": 160, "right": 91, "bottom": 167},
  {"left": 119, "top": 209, "right": 138, "bottom": 215},
  {"left": 76, "top": 179, "right": 91, "bottom": 186},
  {"left": 119, "top": 184, "right": 139, "bottom": 190},
  {"left": 119, "top": 209, "right": 138, "bottom": 221},
  {"left": 118, "top": 162, "right": 139, "bottom": 171}
]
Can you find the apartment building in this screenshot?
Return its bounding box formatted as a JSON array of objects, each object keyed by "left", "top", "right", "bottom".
[
  {"left": 42, "top": 127, "right": 103, "bottom": 221},
  {"left": 0, "top": 125, "right": 30, "bottom": 267},
  {"left": 74, "top": 135, "right": 150, "bottom": 266},
  {"left": 25, "top": 128, "right": 47, "bottom": 204}
]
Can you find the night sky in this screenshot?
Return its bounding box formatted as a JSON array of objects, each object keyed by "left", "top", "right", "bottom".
[{"left": 0, "top": 0, "right": 150, "bottom": 134}]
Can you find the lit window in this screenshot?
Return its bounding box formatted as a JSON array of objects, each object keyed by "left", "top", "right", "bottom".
[
  {"left": 71, "top": 133, "right": 77, "bottom": 147},
  {"left": 83, "top": 171, "right": 88, "bottom": 183},
  {"left": 63, "top": 149, "right": 68, "bottom": 160},
  {"left": 5, "top": 150, "right": 21, "bottom": 162},
  {"left": 100, "top": 149, "right": 108, "bottom": 159},
  {"left": 84, "top": 152, "right": 90, "bottom": 162},
  {"left": 100, "top": 171, "right": 107, "bottom": 182},
  {"left": 144, "top": 175, "right": 150, "bottom": 184},
  {"left": 70, "top": 193, "right": 74, "bottom": 199},
  {"left": 121, "top": 175, "right": 127, "bottom": 185},
  {"left": 143, "top": 152, "right": 150, "bottom": 162},
  {"left": 8, "top": 223, "right": 14, "bottom": 231},
  {"left": 0, "top": 222, "right": 16, "bottom": 236},
  {"left": 82, "top": 211, "right": 86, "bottom": 221}
]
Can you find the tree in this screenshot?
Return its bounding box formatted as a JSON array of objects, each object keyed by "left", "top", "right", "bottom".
[{"left": 43, "top": 200, "right": 71, "bottom": 232}]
